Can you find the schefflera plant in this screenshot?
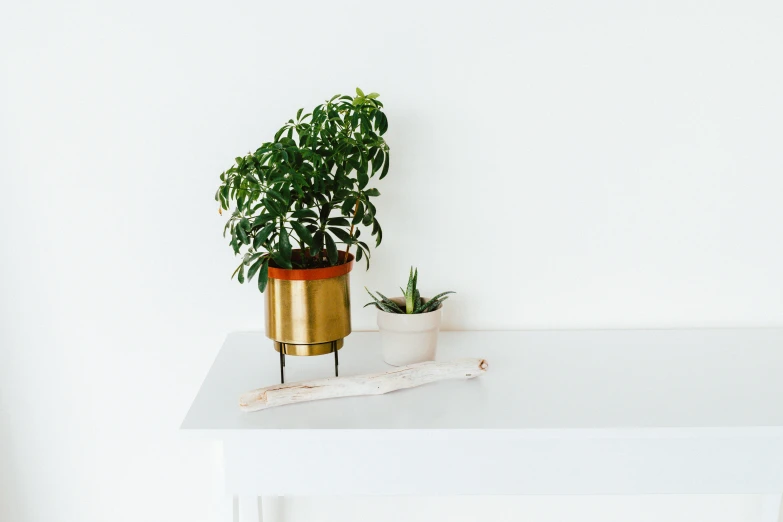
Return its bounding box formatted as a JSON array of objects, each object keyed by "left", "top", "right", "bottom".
[
  {"left": 216, "top": 88, "right": 390, "bottom": 292},
  {"left": 365, "top": 267, "right": 455, "bottom": 314}
]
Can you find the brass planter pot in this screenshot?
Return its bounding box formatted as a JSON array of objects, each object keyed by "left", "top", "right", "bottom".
[{"left": 265, "top": 251, "right": 354, "bottom": 358}]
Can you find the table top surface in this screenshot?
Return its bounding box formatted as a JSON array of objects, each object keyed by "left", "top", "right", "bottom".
[{"left": 180, "top": 329, "right": 783, "bottom": 432}]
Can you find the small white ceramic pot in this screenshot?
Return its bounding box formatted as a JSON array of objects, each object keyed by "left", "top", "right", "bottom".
[{"left": 377, "top": 297, "right": 443, "bottom": 366}]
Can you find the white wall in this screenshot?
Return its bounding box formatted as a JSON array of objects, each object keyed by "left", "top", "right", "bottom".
[{"left": 2, "top": 1, "right": 782, "bottom": 521}]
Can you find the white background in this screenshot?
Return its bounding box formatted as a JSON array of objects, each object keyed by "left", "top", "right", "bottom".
[{"left": 2, "top": 1, "right": 782, "bottom": 521}]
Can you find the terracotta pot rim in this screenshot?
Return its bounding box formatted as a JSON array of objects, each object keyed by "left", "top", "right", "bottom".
[{"left": 267, "top": 251, "right": 354, "bottom": 281}]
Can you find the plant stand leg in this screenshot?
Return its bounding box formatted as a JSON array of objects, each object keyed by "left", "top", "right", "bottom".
[
  {"left": 333, "top": 341, "right": 338, "bottom": 377},
  {"left": 279, "top": 346, "right": 285, "bottom": 384}
]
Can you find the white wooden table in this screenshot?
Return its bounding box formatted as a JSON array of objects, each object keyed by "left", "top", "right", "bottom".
[{"left": 181, "top": 329, "right": 783, "bottom": 522}]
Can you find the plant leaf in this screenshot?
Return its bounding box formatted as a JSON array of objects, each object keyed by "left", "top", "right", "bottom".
[
  {"left": 290, "top": 221, "right": 314, "bottom": 248},
  {"left": 324, "top": 232, "right": 338, "bottom": 265},
  {"left": 271, "top": 251, "right": 292, "bottom": 269},
  {"left": 380, "top": 152, "right": 390, "bottom": 179},
  {"left": 312, "top": 230, "right": 324, "bottom": 253},
  {"left": 290, "top": 208, "right": 318, "bottom": 219},
  {"left": 405, "top": 267, "right": 415, "bottom": 313},
  {"left": 375, "top": 291, "right": 405, "bottom": 313},
  {"left": 253, "top": 223, "right": 276, "bottom": 249},
  {"left": 327, "top": 217, "right": 350, "bottom": 227},
  {"left": 329, "top": 227, "right": 352, "bottom": 243},
  {"left": 231, "top": 262, "right": 243, "bottom": 280},
  {"left": 257, "top": 260, "right": 269, "bottom": 292},
  {"left": 352, "top": 202, "right": 365, "bottom": 225},
  {"left": 279, "top": 227, "right": 292, "bottom": 260},
  {"left": 319, "top": 203, "right": 332, "bottom": 225},
  {"left": 236, "top": 225, "right": 248, "bottom": 244},
  {"left": 247, "top": 257, "right": 264, "bottom": 280}
]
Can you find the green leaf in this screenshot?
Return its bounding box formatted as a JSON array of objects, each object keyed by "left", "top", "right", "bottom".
[
  {"left": 361, "top": 211, "right": 373, "bottom": 226},
  {"left": 290, "top": 208, "right": 318, "bottom": 220},
  {"left": 367, "top": 92, "right": 380, "bottom": 99},
  {"left": 265, "top": 188, "right": 287, "bottom": 204},
  {"left": 375, "top": 291, "right": 405, "bottom": 313},
  {"left": 358, "top": 167, "right": 368, "bottom": 189},
  {"left": 352, "top": 202, "right": 364, "bottom": 225},
  {"left": 264, "top": 198, "right": 283, "bottom": 216},
  {"left": 429, "top": 291, "right": 456, "bottom": 302},
  {"left": 380, "top": 153, "right": 390, "bottom": 179},
  {"left": 403, "top": 268, "right": 420, "bottom": 313},
  {"left": 257, "top": 260, "right": 269, "bottom": 292},
  {"left": 422, "top": 296, "right": 450, "bottom": 313},
  {"left": 253, "top": 223, "right": 275, "bottom": 249},
  {"left": 247, "top": 257, "right": 264, "bottom": 280},
  {"left": 372, "top": 150, "right": 384, "bottom": 174},
  {"left": 364, "top": 287, "right": 398, "bottom": 313},
  {"left": 291, "top": 221, "right": 314, "bottom": 248},
  {"left": 324, "top": 232, "right": 338, "bottom": 265},
  {"left": 252, "top": 213, "right": 274, "bottom": 228},
  {"left": 356, "top": 87, "right": 365, "bottom": 97},
  {"left": 271, "top": 251, "right": 292, "bottom": 269},
  {"left": 319, "top": 203, "right": 332, "bottom": 225},
  {"left": 279, "top": 227, "right": 292, "bottom": 260},
  {"left": 372, "top": 218, "right": 383, "bottom": 246},
  {"left": 236, "top": 225, "right": 248, "bottom": 244},
  {"left": 312, "top": 230, "right": 325, "bottom": 252},
  {"left": 364, "top": 188, "right": 380, "bottom": 197},
  {"left": 327, "top": 217, "right": 350, "bottom": 227},
  {"left": 340, "top": 198, "right": 355, "bottom": 216},
  {"left": 329, "top": 227, "right": 352, "bottom": 243},
  {"left": 360, "top": 244, "right": 370, "bottom": 269},
  {"left": 237, "top": 264, "right": 245, "bottom": 284}
]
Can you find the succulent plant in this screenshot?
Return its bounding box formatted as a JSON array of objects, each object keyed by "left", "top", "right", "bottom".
[{"left": 365, "top": 267, "right": 454, "bottom": 314}]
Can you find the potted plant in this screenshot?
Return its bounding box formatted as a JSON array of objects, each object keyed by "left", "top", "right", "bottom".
[
  {"left": 365, "top": 268, "right": 454, "bottom": 366},
  {"left": 216, "top": 88, "right": 390, "bottom": 380}
]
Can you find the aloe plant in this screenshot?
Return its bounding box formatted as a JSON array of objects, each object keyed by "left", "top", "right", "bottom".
[{"left": 365, "top": 267, "right": 454, "bottom": 314}]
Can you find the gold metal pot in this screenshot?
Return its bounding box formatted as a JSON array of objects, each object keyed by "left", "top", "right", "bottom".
[{"left": 264, "top": 251, "right": 354, "bottom": 356}]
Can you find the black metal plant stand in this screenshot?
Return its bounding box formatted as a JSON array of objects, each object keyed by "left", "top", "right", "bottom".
[{"left": 279, "top": 341, "right": 338, "bottom": 384}]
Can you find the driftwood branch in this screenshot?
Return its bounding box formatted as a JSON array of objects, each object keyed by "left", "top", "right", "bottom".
[{"left": 239, "top": 358, "right": 488, "bottom": 412}]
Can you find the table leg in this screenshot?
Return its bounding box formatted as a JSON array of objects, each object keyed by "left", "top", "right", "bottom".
[
  {"left": 261, "top": 495, "right": 284, "bottom": 522},
  {"left": 235, "top": 495, "right": 284, "bottom": 522},
  {"left": 238, "top": 496, "right": 260, "bottom": 522},
  {"left": 212, "top": 442, "right": 236, "bottom": 522},
  {"left": 761, "top": 493, "right": 782, "bottom": 522}
]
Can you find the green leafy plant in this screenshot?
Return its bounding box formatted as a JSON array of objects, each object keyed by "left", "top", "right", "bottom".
[
  {"left": 365, "top": 267, "right": 455, "bottom": 314},
  {"left": 216, "top": 88, "right": 390, "bottom": 293}
]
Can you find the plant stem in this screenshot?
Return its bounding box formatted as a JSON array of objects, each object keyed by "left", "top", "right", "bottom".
[{"left": 344, "top": 199, "right": 360, "bottom": 260}]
